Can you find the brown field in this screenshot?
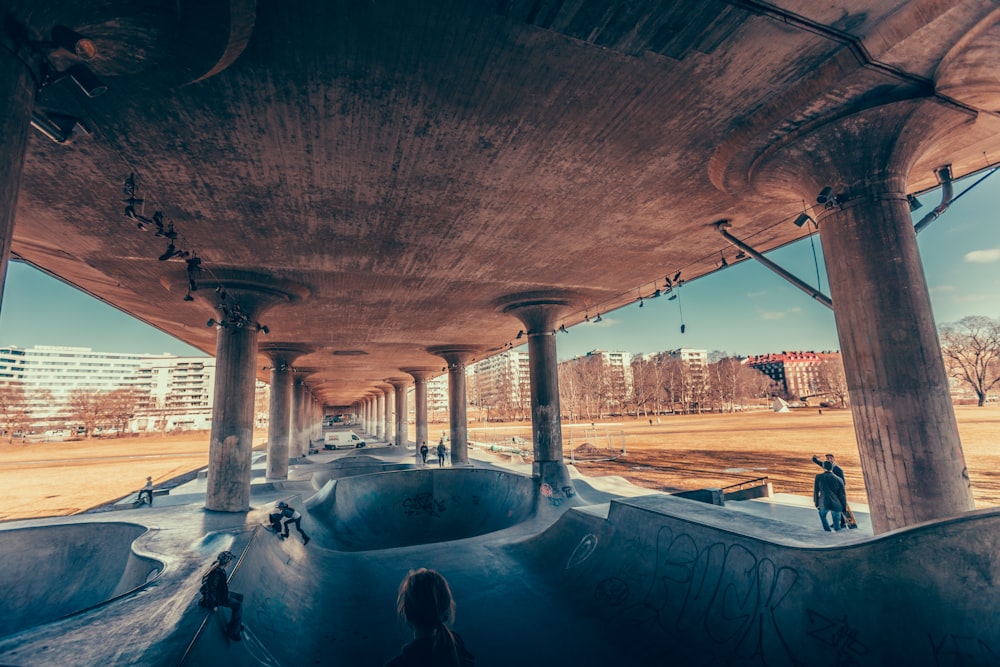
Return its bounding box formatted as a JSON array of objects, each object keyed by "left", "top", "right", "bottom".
[{"left": 0, "top": 406, "right": 996, "bottom": 523}]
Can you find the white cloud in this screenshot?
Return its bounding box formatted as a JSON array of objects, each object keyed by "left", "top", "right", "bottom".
[
  {"left": 746, "top": 290, "right": 767, "bottom": 298},
  {"left": 930, "top": 284, "right": 957, "bottom": 293},
  {"left": 757, "top": 306, "right": 802, "bottom": 321},
  {"left": 965, "top": 249, "right": 1000, "bottom": 263}
]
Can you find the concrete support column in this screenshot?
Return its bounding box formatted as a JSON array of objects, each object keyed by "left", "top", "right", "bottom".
[
  {"left": 428, "top": 347, "right": 480, "bottom": 465},
  {"left": 260, "top": 344, "right": 311, "bottom": 481},
  {"left": 198, "top": 272, "right": 308, "bottom": 512},
  {"left": 291, "top": 377, "right": 309, "bottom": 457},
  {"left": 389, "top": 378, "right": 411, "bottom": 447},
  {"left": 752, "top": 100, "right": 976, "bottom": 533},
  {"left": 381, "top": 385, "right": 395, "bottom": 445},
  {"left": 497, "top": 292, "right": 580, "bottom": 500},
  {"left": 0, "top": 26, "right": 39, "bottom": 314},
  {"left": 404, "top": 368, "right": 437, "bottom": 466},
  {"left": 364, "top": 396, "right": 373, "bottom": 435},
  {"left": 375, "top": 391, "right": 385, "bottom": 441}
]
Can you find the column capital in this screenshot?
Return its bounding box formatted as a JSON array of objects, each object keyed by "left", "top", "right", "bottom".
[
  {"left": 401, "top": 366, "right": 439, "bottom": 382},
  {"left": 749, "top": 98, "right": 974, "bottom": 208},
  {"left": 386, "top": 377, "right": 411, "bottom": 390},
  {"left": 182, "top": 269, "right": 310, "bottom": 320},
  {"left": 494, "top": 290, "right": 582, "bottom": 333},
  {"left": 259, "top": 342, "right": 313, "bottom": 366},
  {"left": 427, "top": 345, "right": 481, "bottom": 369}
]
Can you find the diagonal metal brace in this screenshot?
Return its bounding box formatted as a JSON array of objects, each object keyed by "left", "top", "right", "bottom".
[{"left": 715, "top": 221, "right": 833, "bottom": 309}]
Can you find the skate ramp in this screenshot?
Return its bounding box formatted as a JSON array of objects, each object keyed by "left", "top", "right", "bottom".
[
  {"left": 0, "top": 522, "right": 162, "bottom": 638},
  {"left": 510, "top": 495, "right": 1000, "bottom": 665},
  {"left": 306, "top": 467, "right": 538, "bottom": 550}
]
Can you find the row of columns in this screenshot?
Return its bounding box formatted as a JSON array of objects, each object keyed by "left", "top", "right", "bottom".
[{"left": 0, "top": 21, "right": 976, "bottom": 533}]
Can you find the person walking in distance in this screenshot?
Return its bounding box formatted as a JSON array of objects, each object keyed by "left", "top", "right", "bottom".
[
  {"left": 419, "top": 442, "right": 429, "bottom": 466},
  {"left": 437, "top": 439, "right": 447, "bottom": 468},
  {"left": 814, "top": 460, "right": 848, "bottom": 532},
  {"left": 385, "top": 568, "right": 475, "bottom": 666},
  {"left": 198, "top": 550, "right": 244, "bottom": 641}
]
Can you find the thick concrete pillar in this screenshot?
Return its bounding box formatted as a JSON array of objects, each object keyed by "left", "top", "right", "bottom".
[
  {"left": 428, "top": 346, "right": 480, "bottom": 465},
  {"left": 389, "top": 378, "right": 411, "bottom": 447},
  {"left": 375, "top": 391, "right": 385, "bottom": 440},
  {"left": 260, "top": 344, "right": 311, "bottom": 481},
  {"left": 497, "top": 292, "right": 580, "bottom": 500},
  {"left": 403, "top": 368, "right": 437, "bottom": 466},
  {"left": 198, "top": 271, "right": 308, "bottom": 512},
  {"left": 291, "top": 376, "right": 310, "bottom": 457},
  {"left": 0, "top": 26, "right": 39, "bottom": 314},
  {"left": 752, "top": 100, "right": 976, "bottom": 533},
  {"left": 381, "top": 385, "right": 395, "bottom": 445}
]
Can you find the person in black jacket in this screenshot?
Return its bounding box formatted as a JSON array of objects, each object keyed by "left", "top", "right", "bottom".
[
  {"left": 385, "top": 569, "right": 475, "bottom": 667},
  {"left": 812, "top": 453, "right": 849, "bottom": 527},
  {"left": 814, "top": 461, "right": 848, "bottom": 532},
  {"left": 198, "top": 550, "right": 244, "bottom": 641}
]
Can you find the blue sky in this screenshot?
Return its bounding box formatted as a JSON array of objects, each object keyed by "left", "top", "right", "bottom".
[{"left": 1, "top": 172, "right": 998, "bottom": 361}]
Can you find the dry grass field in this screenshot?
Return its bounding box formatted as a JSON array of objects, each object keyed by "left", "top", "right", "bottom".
[{"left": 0, "top": 406, "right": 995, "bottom": 523}]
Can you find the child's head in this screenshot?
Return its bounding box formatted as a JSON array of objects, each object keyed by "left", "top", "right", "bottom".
[{"left": 396, "top": 568, "right": 455, "bottom": 629}]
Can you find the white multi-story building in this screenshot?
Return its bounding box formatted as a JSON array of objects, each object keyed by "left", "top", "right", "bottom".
[
  {"left": 0, "top": 345, "right": 230, "bottom": 432},
  {"left": 469, "top": 349, "right": 531, "bottom": 420},
  {"left": 132, "top": 357, "right": 217, "bottom": 431}
]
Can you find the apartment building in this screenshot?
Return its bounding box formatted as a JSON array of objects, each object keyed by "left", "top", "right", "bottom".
[{"left": 745, "top": 350, "right": 842, "bottom": 400}]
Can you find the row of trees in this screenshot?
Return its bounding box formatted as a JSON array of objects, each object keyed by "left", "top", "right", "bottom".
[{"left": 0, "top": 385, "right": 139, "bottom": 441}]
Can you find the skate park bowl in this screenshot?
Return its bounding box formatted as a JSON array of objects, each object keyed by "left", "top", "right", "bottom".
[
  {"left": 305, "top": 467, "right": 538, "bottom": 550},
  {"left": 0, "top": 522, "right": 162, "bottom": 638}
]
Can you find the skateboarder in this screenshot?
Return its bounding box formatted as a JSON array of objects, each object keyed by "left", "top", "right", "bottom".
[
  {"left": 198, "top": 550, "right": 243, "bottom": 641},
  {"left": 137, "top": 476, "right": 154, "bottom": 506},
  {"left": 277, "top": 501, "right": 311, "bottom": 545}
]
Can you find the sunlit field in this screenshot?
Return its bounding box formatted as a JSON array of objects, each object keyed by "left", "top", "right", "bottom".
[{"left": 0, "top": 406, "right": 996, "bottom": 522}]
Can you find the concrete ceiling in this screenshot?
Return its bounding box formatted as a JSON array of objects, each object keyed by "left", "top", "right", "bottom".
[{"left": 9, "top": 0, "right": 1000, "bottom": 406}]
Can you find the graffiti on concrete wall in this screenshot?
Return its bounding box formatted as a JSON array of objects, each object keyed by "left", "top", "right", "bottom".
[
  {"left": 929, "top": 632, "right": 997, "bottom": 666},
  {"left": 402, "top": 493, "right": 444, "bottom": 517},
  {"left": 595, "top": 525, "right": 800, "bottom": 664},
  {"left": 806, "top": 610, "right": 869, "bottom": 664}
]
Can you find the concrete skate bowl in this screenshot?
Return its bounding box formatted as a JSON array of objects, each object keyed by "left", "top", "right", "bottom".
[
  {"left": 310, "top": 455, "right": 411, "bottom": 488},
  {"left": 307, "top": 468, "right": 538, "bottom": 550},
  {"left": 0, "top": 522, "right": 162, "bottom": 638}
]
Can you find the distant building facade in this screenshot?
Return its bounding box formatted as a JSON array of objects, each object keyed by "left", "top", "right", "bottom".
[
  {"left": 0, "top": 345, "right": 252, "bottom": 433},
  {"left": 745, "top": 350, "right": 842, "bottom": 400},
  {"left": 469, "top": 349, "right": 531, "bottom": 420}
]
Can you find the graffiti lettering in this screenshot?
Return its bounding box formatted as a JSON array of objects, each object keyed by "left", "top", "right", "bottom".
[
  {"left": 402, "top": 493, "right": 445, "bottom": 517},
  {"left": 929, "top": 632, "right": 998, "bottom": 666}
]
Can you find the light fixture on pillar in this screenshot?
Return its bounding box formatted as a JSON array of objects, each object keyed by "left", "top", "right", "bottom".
[
  {"left": 907, "top": 194, "right": 923, "bottom": 211},
  {"left": 816, "top": 186, "right": 842, "bottom": 210},
  {"left": 793, "top": 212, "right": 813, "bottom": 227},
  {"left": 516, "top": 329, "right": 524, "bottom": 339},
  {"left": 29, "top": 110, "right": 88, "bottom": 144}
]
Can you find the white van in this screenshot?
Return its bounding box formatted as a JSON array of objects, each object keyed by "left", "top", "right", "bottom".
[{"left": 323, "top": 431, "right": 366, "bottom": 450}]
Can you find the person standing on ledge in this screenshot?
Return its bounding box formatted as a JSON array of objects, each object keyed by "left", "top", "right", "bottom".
[
  {"left": 812, "top": 453, "right": 853, "bottom": 528},
  {"left": 814, "top": 460, "right": 847, "bottom": 532}
]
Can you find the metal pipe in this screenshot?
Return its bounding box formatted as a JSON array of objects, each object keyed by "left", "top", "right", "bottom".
[
  {"left": 715, "top": 221, "right": 833, "bottom": 309},
  {"left": 913, "top": 165, "right": 953, "bottom": 234}
]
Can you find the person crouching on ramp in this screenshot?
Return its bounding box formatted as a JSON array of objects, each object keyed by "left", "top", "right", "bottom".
[
  {"left": 276, "top": 501, "right": 311, "bottom": 545},
  {"left": 198, "top": 550, "right": 244, "bottom": 641}
]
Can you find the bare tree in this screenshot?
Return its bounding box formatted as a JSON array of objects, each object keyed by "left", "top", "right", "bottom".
[
  {"left": 106, "top": 388, "right": 140, "bottom": 434},
  {"left": 814, "top": 358, "right": 850, "bottom": 406},
  {"left": 0, "top": 384, "right": 29, "bottom": 442},
  {"left": 940, "top": 315, "right": 1000, "bottom": 407},
  {"left": 67, "top": 389, "right": 107, "bottom": 437}
]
